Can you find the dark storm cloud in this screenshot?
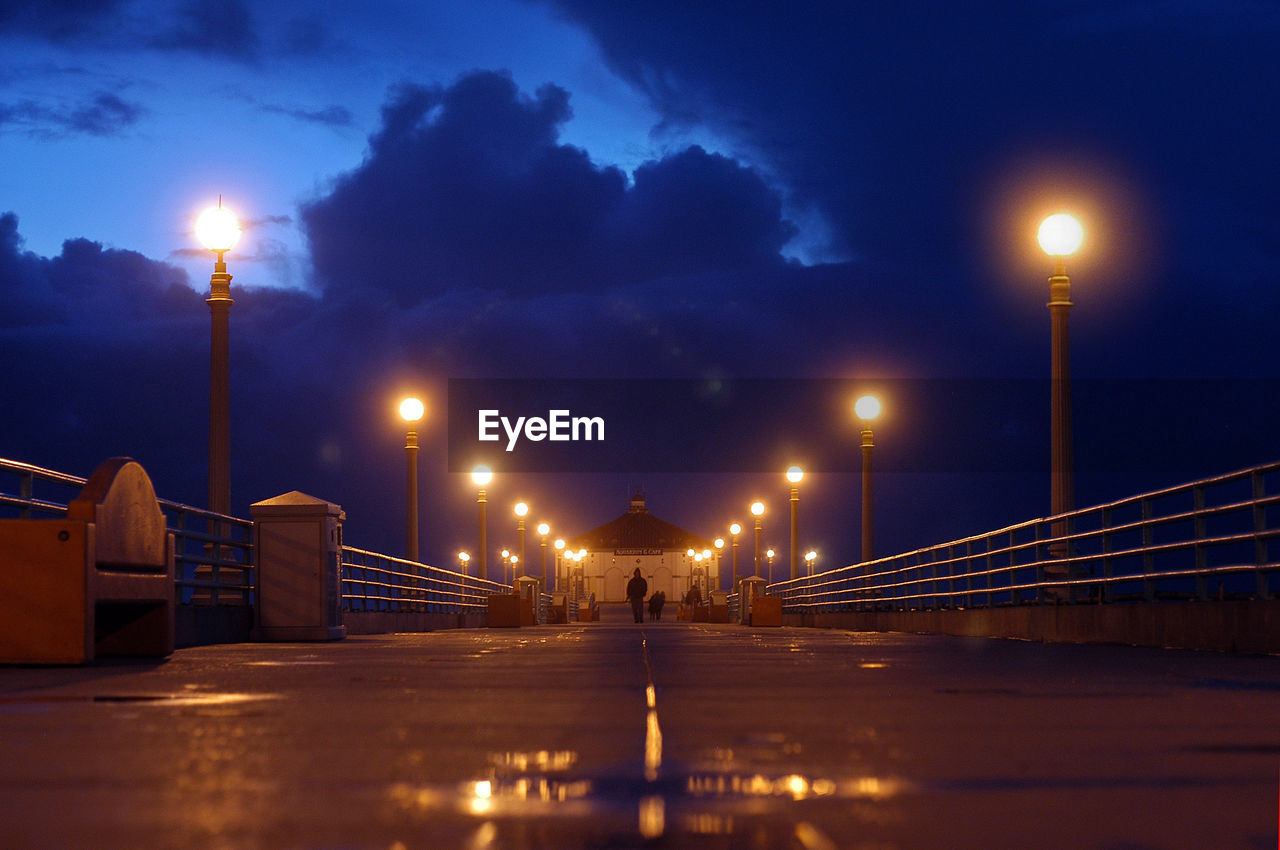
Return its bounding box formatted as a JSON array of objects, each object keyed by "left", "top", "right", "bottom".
[
  {"left": 301, "top": 70, "right": 795, "bottom": 302},
  {"left": 0, "top": 91, "right": 144, "bottom": 137}
]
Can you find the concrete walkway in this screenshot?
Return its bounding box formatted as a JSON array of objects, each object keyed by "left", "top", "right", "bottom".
[{"left": 1, "top": 603, "right": 1277, "bottom": 848}]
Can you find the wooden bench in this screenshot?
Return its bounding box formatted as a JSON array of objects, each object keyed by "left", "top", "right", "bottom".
[{"left": 0, "top": 458, "right": 174, "bottom": 664}]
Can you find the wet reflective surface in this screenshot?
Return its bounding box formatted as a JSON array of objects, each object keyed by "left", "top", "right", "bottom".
[{"left": 0, "top": 609, "right": 1277, "bottom": 847}]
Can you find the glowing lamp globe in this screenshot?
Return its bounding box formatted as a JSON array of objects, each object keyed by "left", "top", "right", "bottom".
[
  {"left": 687, "top": 548, "right": 696, "bottom": 558},
  {"left": 501, "top": 549, "right": 510, "bottom": 559},
  {"left": 514, "top": 502, "right": 529, "bottom": 518},
  {"left": 751, "top": 501, "right": 765, "bottom": 517},
  {"left": 1037, "top": 213, "right": 1083, "bottom": 257},
  {"left": 399, "top": 397, "right": 425, "bottom": 423},
  {"left": 854, "top": 395, "right": 881, "bottom": 422},
  {"left": 714, "top": 538, "right": 725, "bottom": 549},
  {"left": 471, "top": 465, "right": 493, "bottom": 486},
  {"left": 537, "top": 522, "right": 550, "bottom": 536},
  {"left": 767, "top": 548, "right": 776, "bottom": 558},
  {"left": 195, "top": 205, "right": 241, "bottom": 253},
  {"left": 786, "top": 465, "right": 804, "bottom": 484},
  {"left": 729, "top": 523, "right": 742, "bottom": 536}
]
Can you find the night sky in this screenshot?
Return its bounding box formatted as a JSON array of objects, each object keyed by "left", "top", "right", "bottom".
[{"left": 2, "top": 1, "right": 1278, "bottom": 578}]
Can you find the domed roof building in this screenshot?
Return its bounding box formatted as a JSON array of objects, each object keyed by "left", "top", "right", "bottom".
[{"left": 561, "top": 490, "right": 721, "bottom": 602}]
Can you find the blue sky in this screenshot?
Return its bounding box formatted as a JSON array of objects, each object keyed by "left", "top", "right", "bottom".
[{"left": 2, "top": 0, "right": 1279, "bottom": 572}]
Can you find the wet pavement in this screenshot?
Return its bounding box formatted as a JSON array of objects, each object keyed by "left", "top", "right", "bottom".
[{"left": 1, "top": 603, "right": 1278, "bottom": 848}]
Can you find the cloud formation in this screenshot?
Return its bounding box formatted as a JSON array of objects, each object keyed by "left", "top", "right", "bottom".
[
  {"left": 302, "top": 70, "right": 795, "bottom": 304},
  {"left": 0, "top": 91, "right": 144, "bottom": 137}
]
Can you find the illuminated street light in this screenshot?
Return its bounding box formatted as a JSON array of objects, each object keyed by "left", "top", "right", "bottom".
[
  {"left": 554, "top": 538, "right": 566, "bottom": 591},
  {"left": 714, "top": 538, "right": 725, "bottom": 591},
  {"left": 728, "top": 523, "right": 742, "bottom": 591},
  {"left": 750, "top": 501, "right": 765, "bottom": 577},
  {"left": 786, "top": 466, "right": 803, "bottom": 580},
  {"left": 472, "top": 465, "right": 492, "bottom": 580},
  {"left": 514, "top": 501, "right": 529, "bottom": 579},
  {"left": 537, "top": 522, "right": 551, "bottom": 586},
  {"left": 854, "top": 394, "right": 881, "bottom": 563},
  {"left": 766, "top": 548, "right": 776, "bottom": 584},
  {"left": 458, "top": 551, "right": 471, "bottom": 576},
  {"left": 1040, "top": 213, "right": 1082, "bottom": 572},
  {"left": 197, "top": 199, "right": 241, "bottom": 517},
  {"left": 805, "top": 550, "right": 817, "bottom": 577},
  {"left": 399, "top": 397, "right": 425, "bottom": 562},
  {"left": 501, "top": 548, "right": 511, "bottom": 584}
]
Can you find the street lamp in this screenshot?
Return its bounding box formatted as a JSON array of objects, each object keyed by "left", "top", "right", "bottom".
[
  {"left": 766, "top": 548, "right": 776, "bottom": 584},
  {"left": 399, "top": 397, "right": 425, "bottom": 562},
  {"left": 854, "top": 394, "right": 881, "bottom": 563},
  {"left": 458, "top": 551, "right": 471, "bottom": 576},
  {"left": 750, "top": 501, "right": 765, "bottom": 577},
  {"left": 805, "top": 550, "right": 817, "bottom": 577},
  {"left": 514, "top": 502, "right": 529, "bottom": 579},
  {"left": 554, "top": 538, "right": 566, "bottom": 591},
  {"left": 728, "top": 523, "right": 741, "bottom": 591},
  {"left": 472, "top": 465, "right": 492, "bottom": 581},
  {"left": 537, "top": 522, "right": 550, "bottom": 586},
  {"left": 714, "top": 538, "right": 725, "bottom": 591},
  {"left": 1038, "top": 213, "right": 1082, "bottom": 550},
  {"left": 786, "top": 465, "right": 803, "bottom": 580},
  {"left": 501, "top": 548, "right": 511, "bottom": 585},
  {"left": 196, "top": 200, "right": 241, "bottom": 516}
]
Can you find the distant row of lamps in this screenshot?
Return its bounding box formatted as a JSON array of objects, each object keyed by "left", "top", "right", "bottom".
[{"left": 199, "top": 199, "right": 1081, "bottom": 587}]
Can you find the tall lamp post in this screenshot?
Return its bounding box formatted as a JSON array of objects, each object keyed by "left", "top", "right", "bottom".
[
  {"left": 729, "top": 523, "right": 741, "bottom": 591},
  {"left": 854, "top": 395, "right": 881, "bottom": 563},
  {"left": 458, "top": 551, "right": 471, "bottom": 576},
  {"left": 537, "top": 522, "right": 550, "bottom": 586},
  {"left": 554, "top": 538, "right": 566, "bottom": 591},
  {"left": 472, "top": 465, "right": 493, "bottom": 581},
  {"left": 399, "top": 397, "right": 425, "bottom": 562},
  {"left": 514, "top": 502, "right": 529, "bottom": 579},
  {"left": 786, "top": 466, "right": 803, "bottom": 580},
  {"left": 713, "top": 538, "right": 725, "bottom": 591},
  {"left": 766, "top": 548, "right": 776, "bottom": 584},
  {"left": 1038, "top": 213, "right": 1083, "bottom": 552},
  {"left": 805, "top": 550, "right": 817, "bottom": 577},
  {"left": 195, "top": 201, "right": 241, "bottom": 516},
  {"left": 750, "top": 501, "right": 765, "bottom": 577}
]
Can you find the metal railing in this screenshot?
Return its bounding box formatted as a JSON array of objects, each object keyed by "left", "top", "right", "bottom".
[
  {"left": 341, "top": 546, "right": 509, "bottom": 614},
  {"left": 0, "top": 457, "right": 253, "bottom": 605},
  {"left": 773, "top": 461, "right": 1280, "bottom": 613}
]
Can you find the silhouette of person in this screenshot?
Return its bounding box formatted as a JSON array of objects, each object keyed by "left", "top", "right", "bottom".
[
  {"left": 648, "top": 590, "right": 666, "bottom": 621},
  {"left": 684, "top": 583, "right": 701, "bottom": 607},
  {"left": 626, "top": 568, "right": 648, "bottom": 623}
]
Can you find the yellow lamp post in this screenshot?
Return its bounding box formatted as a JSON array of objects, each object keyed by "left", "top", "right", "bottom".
[
  {"left": 1038, "top": 213, "right": 1083, "bottom": 552},
  {"left": 513, "top": 501, "right": 529, "bottom": 579},
  {"left": 537, "top": 522, "right": 550, "bottom": 586},
  {"left": 766, "top": 548, "right": 776, "bottom": 584},
  {"left": 554, "top": 538, "right": 566, "bottom": 591},
  {"left": 501, "top": 548, "right": 511, "bottom": 584},
  {"left": 509, "top": 555, "right": 519, "bottom": 584},
  {"left": 399, "top": 397, "right": 425, "bottom": 562},
  {"left": 714, "top": 538, "right": 725, "bottom": 591},
  {"left": 805, "top": 550, "right": 817, "bottom": 577},
  {"left": 728, "top": 523, "right": 742, "bottom": 591},
  {"left": 854, "top": 395, "right": 881, "bottom": 563},
  {"left": 195, "top": 200, "right": 241, "bottom": 517},
  {"left": 458, "top": 551, "right": 471, "bottom": 576},
  {"left": 750, "top": 501, "right": 765, "bottom": 577},
  {"left": 472, "top": 465, "right": 493, "bottom": 581},
  {"left": 786, "top": 466, "right": 803, "bottom": 580}
]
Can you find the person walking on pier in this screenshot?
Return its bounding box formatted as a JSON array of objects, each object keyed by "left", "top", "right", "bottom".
[{"left": 626, "top": 568, "right": 648, "bottom": 623}]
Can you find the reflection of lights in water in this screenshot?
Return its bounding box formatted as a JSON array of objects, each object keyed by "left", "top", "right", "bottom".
[
  {"left": 644, "top": 709, "right": 662, "bottom": 781},
  {"left": 645, "top": 684, "right": 656, "bottom": 708},
  {"left": 859, "top": 662, "right": 888, "bottom": 669},
  {"left": 683, "top": 812, "right": 734, "bottom": 835},
  {"left": 489, "top": 750, "right": 577, "bottom": 772},
  {"left": 638, "top": 795, "right": 665, "bottom": 839},
  {"left": 474, "top": 780, "right": 492, "bottom": 798},
  {"left": 687, "top": 772, "right": 851, "bottom": 800}
]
